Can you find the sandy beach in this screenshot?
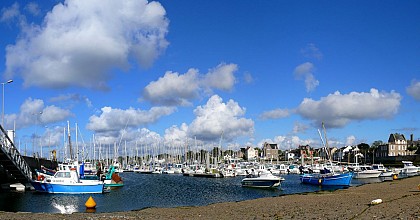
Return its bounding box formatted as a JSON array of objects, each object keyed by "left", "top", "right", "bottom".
[{"left": 1, "top": 175, "right": 419, "bottom": 220}]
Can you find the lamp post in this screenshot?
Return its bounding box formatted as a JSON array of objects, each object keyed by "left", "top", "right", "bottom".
[{"left": 1, "top": 79, "right": 13, "bottom": 127}]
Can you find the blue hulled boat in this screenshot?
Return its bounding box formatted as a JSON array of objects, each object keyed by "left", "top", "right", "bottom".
[
  {"left": 300, "top": 171, "right": 353, "bottom": 186},
  {"left": 31, "top": 169, "right": 104, "bottom": 194}
]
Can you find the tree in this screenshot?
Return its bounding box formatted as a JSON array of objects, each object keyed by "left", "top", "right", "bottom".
[
  {"left": 370, "top": 140, "right": 383, "bottom": 164},
  {"left": 357, "top": 143, "right": 370, "bottom": 163}
]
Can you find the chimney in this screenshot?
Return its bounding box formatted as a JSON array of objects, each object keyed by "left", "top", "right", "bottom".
[{"left": 411, "top": 134, "right": 414, "bottom": 142}]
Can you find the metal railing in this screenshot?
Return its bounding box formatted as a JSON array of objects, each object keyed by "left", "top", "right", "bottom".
[{"left": 0, "top": 125, "right": 32, "bottom": 183}]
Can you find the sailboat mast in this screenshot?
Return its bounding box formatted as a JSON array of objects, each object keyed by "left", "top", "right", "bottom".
[{"left": 67, "top": 121, "right": 73, "bottom": 160}]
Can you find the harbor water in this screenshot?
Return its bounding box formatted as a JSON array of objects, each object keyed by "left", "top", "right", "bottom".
[{"left": 0, "top": 172, "right": 398, "bottom": 214}]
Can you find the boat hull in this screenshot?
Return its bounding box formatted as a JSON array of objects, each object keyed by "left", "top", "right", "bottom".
[
  {"left": 300, "top": 172, "right": 353, "bottom": 186},
  {"left": 31, "top": 181, "right": 104, "bottom": 194},
  {"left": 241, "top": 177, "right": 282, "bottom": 188},
  {"left": 353, "top": 171, "right": 382, "bottom": 179}
]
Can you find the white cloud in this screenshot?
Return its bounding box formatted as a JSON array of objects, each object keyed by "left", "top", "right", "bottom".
[
  {"left": 296, "top": 88, "right": 402, "bottom": 128},
  {"left": 24, "top": 3, "right": 40, "bottom": 16},
  {"left": 259, "top": 108, "right": 290, "bottom": 120},
  {"left": 4, "top": 98, "right": 72, "bottom": 129},
  {"left": 406, "top": 79, "right": 420, "bottom": 101},
  {"left": 346, "top": 135, "right": 356, "bottom": 146},
  {"left": 202, "top": 63, "right": 237, "bottom": 91},
  {"left": 243, "top": 72, "right": 254, "bottom": 84},
  {"left": 257, "top": 135, "right": 316, "bottom": 150},
  {"left": 86, "top": 106, "right": 176, "bottom": 133},
  {"left": 4, "top": 0, "right": 169, "bottom": 90},
  {"left": 293, "top": 62, "right": 319, "bottom": 92},
  {"left": 0, "top": 3, "right": 20, "bottom": 22},
  {"left": 142, "top": 63, "right": 238, "bottom": 106},
  {"left": 301, "top": 43, "right": 323, "bottom": 60},
  {"left": 142, "top": 69, "right": 200, "bottom": 106},
  {"left": 293, "top": 121, "right": 309, "bottom": 134},
  {"left": 188, "top": 95, "right": 254, "bottom": 142},
  {"left": 163, "top": 123, "right": 189, "bottom": 147},
  {"left": 49, "top": 93, "right": 92, "bottom": 108}
]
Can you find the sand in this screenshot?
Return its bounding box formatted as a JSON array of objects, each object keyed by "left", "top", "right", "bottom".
[{"left": 1, "top": 175, "right": 419, "bottom": 220}]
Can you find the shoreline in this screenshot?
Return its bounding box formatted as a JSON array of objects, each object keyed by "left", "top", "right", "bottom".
[{"left": 1, "top": 175, "right": 420, "bottom": 219}]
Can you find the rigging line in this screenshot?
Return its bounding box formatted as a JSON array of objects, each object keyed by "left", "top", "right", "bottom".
[{"left": 117, "top": 115, "right": 131, "bottom": 149}]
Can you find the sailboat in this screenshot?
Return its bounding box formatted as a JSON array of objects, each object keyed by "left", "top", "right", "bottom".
[{"left": 300, "top": 123, "right": 354, "bottom": 186}]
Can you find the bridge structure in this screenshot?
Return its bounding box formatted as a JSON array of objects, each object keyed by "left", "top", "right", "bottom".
[{"left": 0, "top": 125, "right": 33, "bottom": 184}]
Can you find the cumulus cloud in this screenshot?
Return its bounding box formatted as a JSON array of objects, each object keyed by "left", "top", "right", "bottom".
[
  {"left": 86, "top": 106, "right": 176, "bottom": 134},
  {"left": 143, "top": 69, "right": 200, "bottom": 106},
  {"left": 202, "top": 63, "right": 237, "bottom": 91},
  {"left": 4, "top": 98, "right": 73, "bottom": 129},
  {"left": 296, "top": 88, "right": 402, "bottom": 128},
  {"left": 4, "top": 0, "right": 169, "bottom": 90},
  {"left": 294, "top": 62, "right": 319, "bottom": 92},
  {"left": 163, "top": 123, "right": 189, "bottom": 147},
  {"left": 188, "top": 95, "right": 254, "bottom": 142},
  {"left": 406, "top": 79, "right": 420, "bottom": 101},
  {"left": 259, "top": 108, "right": 290, "bottom": 120},
  {"left": 142, "top": 63, "right": 238, "bottom": 106}
]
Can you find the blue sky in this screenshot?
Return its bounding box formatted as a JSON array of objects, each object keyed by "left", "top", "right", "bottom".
[{"left": 0, "top": 0, "right": 419, "bottom": 159}]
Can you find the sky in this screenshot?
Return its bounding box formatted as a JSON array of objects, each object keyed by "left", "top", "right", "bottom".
[{"left": 0, "top": 0, "right": 419, "bottom": 159}]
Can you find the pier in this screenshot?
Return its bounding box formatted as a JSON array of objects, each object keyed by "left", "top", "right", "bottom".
[{"left": 0, "top": 125, "right": 57, "bottom": 191}]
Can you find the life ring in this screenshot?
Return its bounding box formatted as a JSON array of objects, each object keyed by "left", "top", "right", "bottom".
[{"left": 37, "top": 175, "right": 45, "bottom": 181}]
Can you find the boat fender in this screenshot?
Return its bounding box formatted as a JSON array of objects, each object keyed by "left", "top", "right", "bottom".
[
  {"left": 370, "top": 199, "right": 382, "bottom": 205},
  {"left": 37, "top": 175, "right": 45, "bottom": 181},
  {"left": 318, "top": 179, "right": 322, "bottom": 184}
]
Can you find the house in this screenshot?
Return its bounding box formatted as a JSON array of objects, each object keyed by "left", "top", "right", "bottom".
[
  {"left": 387, "top": 133, "right": 414, "bottom": 156},
  {"left": 262, "top": 142, "right": 279, "bottom": 160},
  {"left": 241, "top": 146, "right": 258, "bottom": 161}
]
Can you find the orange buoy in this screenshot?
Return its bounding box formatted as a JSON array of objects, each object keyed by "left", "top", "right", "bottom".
[
  {"left": 85, "top": 196, "right": 97, "bottom": 209},
  {"left": 392, "top": 174, "right": 398, "bottom": 180}
]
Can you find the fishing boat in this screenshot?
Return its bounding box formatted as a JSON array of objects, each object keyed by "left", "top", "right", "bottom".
[
  {"left": 241, "top": 170, "right": 285, "bottom": 188},
  {"left": 300, "top": 170, "right": 353, "bottom": 186},
  {"left": 300, "top": 123, "right": 353, "bottom": 186},
  {"left": 31, "top": 169, "right": 104, "bottom": 194}
]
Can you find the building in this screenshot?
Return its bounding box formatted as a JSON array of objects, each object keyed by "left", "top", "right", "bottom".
[
  {"left": 262, "top": 142, "right": 279, "bottom": 160},
  {"left": 240, "top": 146, "right": 258, "bottom": 161},
  {"left": 387, "top": 133, "right": 414, "bottom": 156}
]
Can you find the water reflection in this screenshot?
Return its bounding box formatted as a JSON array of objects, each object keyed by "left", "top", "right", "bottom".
[{"left": 0, "top": 172, "right": 417, "bottom": 213}]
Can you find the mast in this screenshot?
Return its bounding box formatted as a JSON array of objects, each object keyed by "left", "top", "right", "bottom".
[{"left": 67, "top": 121, "right": 73, "bottom": 160}]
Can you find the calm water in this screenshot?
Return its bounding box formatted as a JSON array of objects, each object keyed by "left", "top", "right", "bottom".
[{"left": 0, "top": 173, "right": 398, "bottom": 213}]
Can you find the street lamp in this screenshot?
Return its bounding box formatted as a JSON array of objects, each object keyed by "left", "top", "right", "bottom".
[{"left": 2, "top": 79, "right": 13, "bottom": 127}]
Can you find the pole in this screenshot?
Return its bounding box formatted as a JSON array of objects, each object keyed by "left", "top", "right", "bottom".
[{"left": 2, "top": 80, "right": 13, "bottom": 127}]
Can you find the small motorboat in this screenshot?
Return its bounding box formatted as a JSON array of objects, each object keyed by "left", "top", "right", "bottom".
[
  {"left": 31, "top": 169, "right": 104, "bottom": 194},
  {"left": 241, "top": 171, "right": 285, "bottom": 188}
]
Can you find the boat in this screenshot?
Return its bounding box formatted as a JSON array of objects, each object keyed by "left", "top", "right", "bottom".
[
  {"left": 103, "top": 165, "right": 124, "bottom": 187},
  {"left": 300, "top": 123, "right": 353, "bottom": 186},
  {"left": 351, "top": 165, "right": 382, "bottom": 179},
  {"left": 400, "top": 161, "right": 419, "bottom": 174},
  {"left": 31, "top": 169, "right": 104, "bottom": 194},
  {"left": 300, "top": 169, "right": 353, "bottom": 186},
  {"left": 371, "top": 164, "right": 394, "bottom": 177},
  {"left": 241, "top": 170, "right": 285, "bottom": 188}
]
